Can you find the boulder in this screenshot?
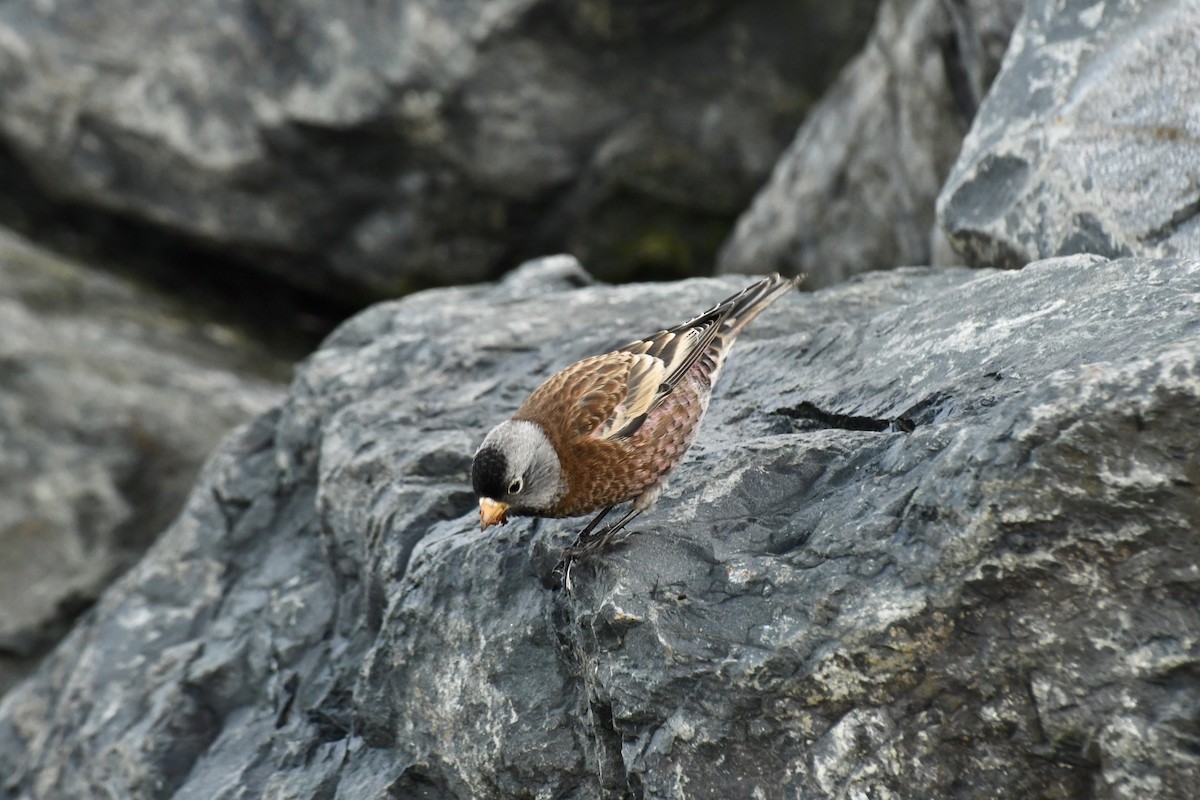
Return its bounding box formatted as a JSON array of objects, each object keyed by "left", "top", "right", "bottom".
[
  {"left": 0, "top": 0, "right": 877, "bottom": 298},
  {"left": 938, "top": 0, "right": 1200, "bottom": 268},
  {"left": 2, "top": 253, "right": 1197, "bottom": 798},
  {"left": 718, "top": 0, "right": 1023, "bottom": 287},
  {"left": 0, "top": 228, "right": 284, "bottom": 696}
]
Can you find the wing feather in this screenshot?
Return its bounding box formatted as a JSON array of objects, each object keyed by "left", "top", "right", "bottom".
[
  {"left": 592, "top": 353, "right": 664, "bottom": 440},
  {"left": 517, "top": 274, "right": 802, "bottom": 448}
]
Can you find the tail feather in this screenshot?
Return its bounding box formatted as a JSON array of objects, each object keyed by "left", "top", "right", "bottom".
[
  {"left": 697, "top": 273, "right": 803, "bottom": 386},
  {"left": 716, "top": 273, "right": 805, "bottom": 339},
  {"left": 643, "top": 272, "right": 803, "bottom": 395}
]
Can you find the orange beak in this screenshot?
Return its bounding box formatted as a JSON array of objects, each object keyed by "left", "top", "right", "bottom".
[{"left": 479, "top": 498, "right": 511, "bottom": 531}]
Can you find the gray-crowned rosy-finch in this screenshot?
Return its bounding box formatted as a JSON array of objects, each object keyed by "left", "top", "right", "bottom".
[{"left": 472, "top": 274, "right": 802, "bottom": 582}]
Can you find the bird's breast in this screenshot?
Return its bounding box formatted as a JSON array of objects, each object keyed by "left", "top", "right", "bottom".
[{"left": 548, "top": 376, "right": 711, "bottom": 517}]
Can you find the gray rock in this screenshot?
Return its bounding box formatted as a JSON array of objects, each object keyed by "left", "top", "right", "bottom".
[
  {"left": 718, "top": 0, "right": 1023, "bottom": 287},
  {"left": 938, "top": 0, "right": 1200, "bottom": 268},
  {"left": 0, "top": 228, "right": 284, "bottom": 696},
  {"left": 0, "top": 0, "right": 877, "bottom": 298},
  {"left": 2, "top": 253, "right": 1198, "bottom": 798}
]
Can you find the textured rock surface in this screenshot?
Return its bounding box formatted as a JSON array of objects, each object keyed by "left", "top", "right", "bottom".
[
  {"left": 718, "top": 0, "right": 1022, "bottom": 287},
  {"left": 0, "top": 0, "right": 876, "bottom": 298},
  {"left": 0, "top": 228, "right": 284, "bottom": 696},
  {"left": 2, "top": 253, "right": 1198, "bottom": 798},
  {"left": 938, "top": 0, "right": 1200, "bottom": 268}
]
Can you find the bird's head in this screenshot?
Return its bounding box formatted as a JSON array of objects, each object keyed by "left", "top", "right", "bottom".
[{"left": 472, "top": 420, "right": 564, "bottom": 530}]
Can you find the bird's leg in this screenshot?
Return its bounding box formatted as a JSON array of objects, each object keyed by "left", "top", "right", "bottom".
[
  {"left": 551, "top": 506, "right": 612, "bottom": 591},
  {"left": 573, "top": 505, "right": 614, "bottom": 544},
  {"left": 553, "top": 507, "right": 644, "bottom": 592},
  {"left": 594, "top": 507, "right": 641, "bottom": 544},
  {"left": 571, "top": 507, "right": 641, "bottom": 554}
]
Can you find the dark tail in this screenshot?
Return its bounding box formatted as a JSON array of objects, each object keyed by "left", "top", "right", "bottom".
[
  {"left": 646, "top": 273, "right": 803, "bottom": 392},
  {"left": 714, "top": 273, "right": 805, "bottom": 338}
]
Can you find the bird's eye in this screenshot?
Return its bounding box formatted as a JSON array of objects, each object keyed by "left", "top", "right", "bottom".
[{"left": 508, "top": 478, "right": 523, "bottom": 495}]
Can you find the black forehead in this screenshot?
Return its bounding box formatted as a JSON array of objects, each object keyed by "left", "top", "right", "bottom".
[{"left": 472, "top": 446, "right": 509, "bottom": 499}]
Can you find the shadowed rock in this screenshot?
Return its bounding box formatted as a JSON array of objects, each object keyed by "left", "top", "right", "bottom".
[
  {"left": 1, "top": 253, "right": 1197, "bottom": 798},
  {"left": 0, "top": 0, "right": 877, "bottom": 298},
  {"left": 0, "top": 228, "right": 284, "bottom": 696},
  {"left": 718, "top": 0, "right": 1023, "bottom": 288}
]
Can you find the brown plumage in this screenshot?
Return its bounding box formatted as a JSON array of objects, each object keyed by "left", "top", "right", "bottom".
[{"left": 472, "top": 274, "right": 802, "bottom": 575}]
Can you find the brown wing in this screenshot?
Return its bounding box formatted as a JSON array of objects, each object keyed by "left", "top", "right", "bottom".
[
  {"left": 514, "top": 351, "right": 652, "bottom": 443},
  {"left": 606, "top": 275, "right": 796, "bottom": 434},
  {"left": 546, "top": 325, "right": 716, "bottom": 444},
  {"left": 518, "top": 274, "right": 803, "bottom": 448},
  {"left": 620, "top": 314, "right": 729, "bottom": 399}
]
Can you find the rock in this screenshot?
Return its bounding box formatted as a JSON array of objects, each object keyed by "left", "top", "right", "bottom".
[
  {"left": 0, "top": 0, "right": 878, "bottom": 299},
  {"left": 938, "top": 0, "right": 1200, "bottom": 268},
  {"left": 0, "top": 228, "right": 284, "bottom": 696},
  {"left": 718, "top": 0, "right": 1023, "bottom": 288},
  {"left": 2, "top": 253, "right": 1198, "bottom": 798}
]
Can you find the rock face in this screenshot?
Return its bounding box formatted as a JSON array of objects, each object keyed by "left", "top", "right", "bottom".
[
  {"left": 718, "top": 0, "right": 1023, "bottom": 288},
  {"left": 0, "top": 229, "right": 284, "bottom": 696},
  {"left": 0, "top": 0, "right": 877, "bottom": 298},
  {"left": 2, "top": 254, "right": 1197, "bottom": 799},
  {"left": 938, "top": 0, "right": 1200, "bottom": 268}
]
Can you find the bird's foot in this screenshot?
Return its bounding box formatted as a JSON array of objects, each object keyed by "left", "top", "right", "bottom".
[
  {"left": 551, "top": 524, "right": 636, "bottom": 592},
  {"left": 551, "top": 556, "right": 575, "bottom": 593}
]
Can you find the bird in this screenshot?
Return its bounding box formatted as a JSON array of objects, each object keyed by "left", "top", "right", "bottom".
[{"left": 471, "top": 273, "right": 803, "bottom": 585}]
